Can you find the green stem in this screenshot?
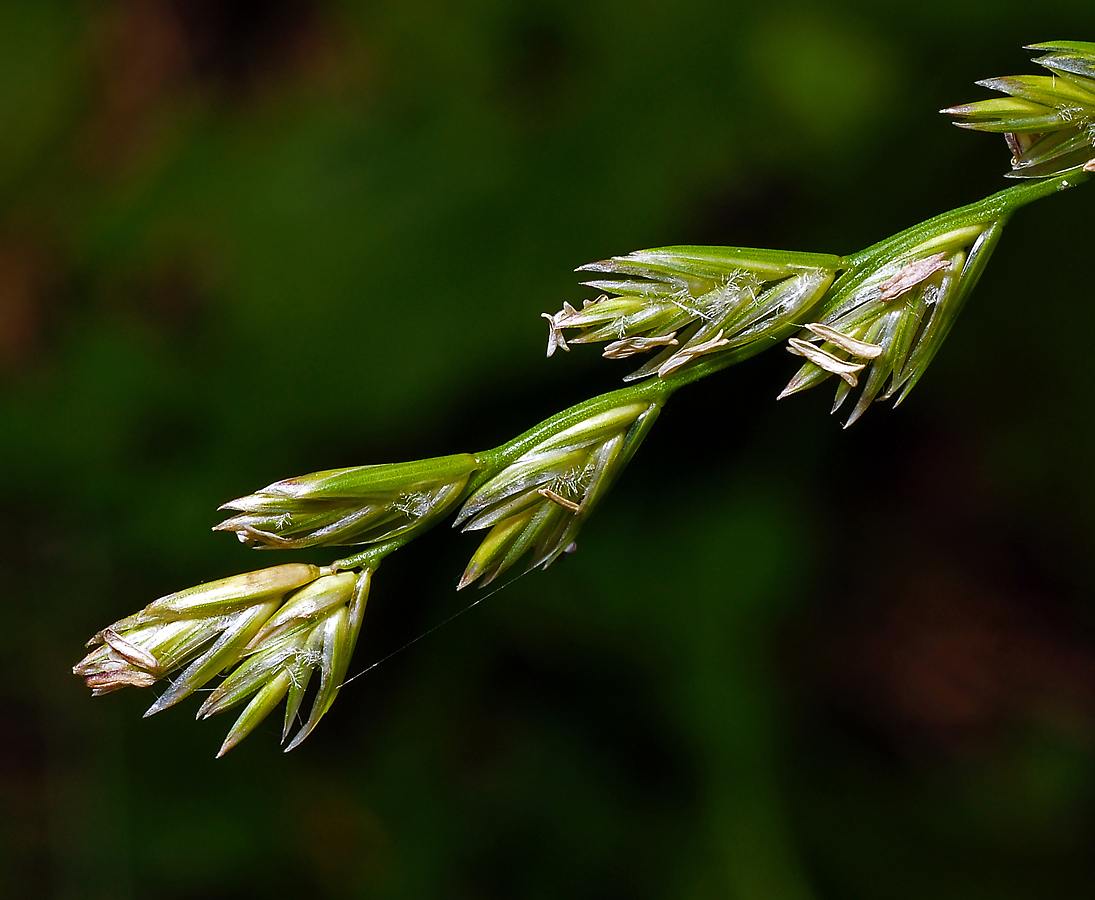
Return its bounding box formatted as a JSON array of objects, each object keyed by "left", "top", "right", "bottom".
[
  {"left": 848, "top": 169, "right": 1088, "bottom": 268},
  {"left": 331, "top": 542, "right": 398, "bottom": 573}
]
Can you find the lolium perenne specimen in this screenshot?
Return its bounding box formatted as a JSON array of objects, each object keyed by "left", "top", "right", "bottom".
[{"left": 76, "top": 41, "right": 1095, "bottom": 755}]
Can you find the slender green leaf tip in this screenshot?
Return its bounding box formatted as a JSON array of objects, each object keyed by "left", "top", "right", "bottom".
[{"left": 943, "top": 41, "right": 1095, "bottom": 178}]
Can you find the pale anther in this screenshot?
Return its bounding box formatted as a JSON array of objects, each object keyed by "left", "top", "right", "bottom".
[
  {"left": 552, "top": 301, "right": 583, "bottom": 328},
  {"left": 657, "top": 329, "right": 730, "bottom": 377},
  {"left": 537, "top": 487, "right": 581, "bottom": 512},
  {"left": 879, "top": 252, "right": 951, "bottom": 301},
  {"left": 786, "top": 338, "right": 866, "bottom": 387},
  {"left": 102, "top": 628, "right": 159, "bottom": 671},
  {"left": 541, "top": 312, "right": 569, "bottom": 357},
  {"left": 804, "top": 323, "right": 884, "bottom": 359},
  {"left": 602, "top": 333, "right": 679, "bottom": 359}
]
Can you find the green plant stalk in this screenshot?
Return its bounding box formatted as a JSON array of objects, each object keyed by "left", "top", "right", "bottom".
[{"left": 332, "top": 171, "right": 1087, "bottom": 573}]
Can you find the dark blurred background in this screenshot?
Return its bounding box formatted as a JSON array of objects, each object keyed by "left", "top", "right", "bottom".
[{"left": 3, "top": 2, "right": 1095, "bottom": 898}]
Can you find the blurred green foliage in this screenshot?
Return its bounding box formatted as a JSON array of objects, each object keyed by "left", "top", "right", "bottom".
[{"left": 3, "top": 2, "right": 1095, "bottom": 898}]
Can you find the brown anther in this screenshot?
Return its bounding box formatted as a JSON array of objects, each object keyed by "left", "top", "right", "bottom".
[
  {"left": 602, "top": 333, "right": 679, "bottom": 359},
  {"left": 85, "top": 669, "right": 158, "bottom": 693},
  {"left": 1005, "top": 131, "right": 1040, "bottom": 164},
  {"left": 101, "top": 629, "right": 160, "bottom": 670},
  {"left": 879, "top": 252, "right": 951, "bottom": 301},
  {"left": 537, "top": 488, "right": 581, "bottom": 512},
  {"left": 804, "top": 323, "right": 884, "bottom": 359}
]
